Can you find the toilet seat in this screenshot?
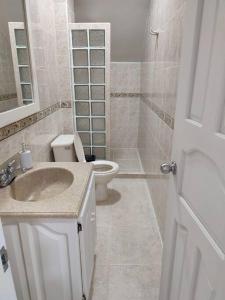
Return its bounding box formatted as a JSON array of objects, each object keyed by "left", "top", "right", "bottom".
[
  {"left": 73, "top": 133, "right": 118, "bottom": 175},
  {"left": 73, "top": 132, "right": 86, "bottom": 162},
  {"left": 92, "top": 160, "right": 119, "bottom": 175}
]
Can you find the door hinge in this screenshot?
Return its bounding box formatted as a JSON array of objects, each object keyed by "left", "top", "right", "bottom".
[
  {"left": 77, "top": 223, "right": 82, "bottom": 233},
  {"left": 82, "top": 294, "right": 86, "bottom": 300},
  {"left": 0, "top": 246, "right": 9, "bottom": 272}
]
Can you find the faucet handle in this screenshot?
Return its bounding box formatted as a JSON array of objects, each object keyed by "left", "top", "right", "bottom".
[
  {"left": 0, "top": 170, "right": 7, "bottom": 187},
  {"left": 8, "top": 160, "right": 16, "bottom": 167},
  {"left": 0, "top": 169, "right": 6, "bottom": 176},
  {"left": 0, "top": 160, "right": 17, "bottom": 187}
]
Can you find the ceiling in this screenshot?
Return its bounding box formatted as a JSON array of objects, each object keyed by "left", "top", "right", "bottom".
[{"left": 74, "top": 0, "right": 150, "bottom": 62}]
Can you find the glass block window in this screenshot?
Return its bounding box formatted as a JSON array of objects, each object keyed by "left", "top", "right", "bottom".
[
  {"left": 70, "top": 24, "right": 110, "bottom": 160},
  {"left": 9, "top": 24, "right": 34, "bottom": 106}
]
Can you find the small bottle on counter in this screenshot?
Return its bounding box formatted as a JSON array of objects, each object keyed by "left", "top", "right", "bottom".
[{"left": 20, "top": 143, "right": 33, "bottom": 171}]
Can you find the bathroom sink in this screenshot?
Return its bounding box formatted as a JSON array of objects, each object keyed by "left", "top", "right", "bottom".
[{"left": 10, "top": 167, "right": 74, "bottom": 202}]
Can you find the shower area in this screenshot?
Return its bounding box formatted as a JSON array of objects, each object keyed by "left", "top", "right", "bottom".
[
  {"left": 73, "top": 0, "right": 187, "bottom": 236},
  {"left": 110, "top": 62, "right": 143, "bottom": 174}
]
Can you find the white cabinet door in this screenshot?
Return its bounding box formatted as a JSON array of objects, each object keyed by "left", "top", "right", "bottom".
[
  {"left": 0, "top": 219, "right": 17, "bottom": 300},
  {"left": 78, "top": 174, "right": 96, "bottom": 299},
  {"left": 3, "top": 222, "right": 30, "bottom": 300},
  {"left": 4, "top": 218, "right": 83, "bottom": 300},
  {"left": 19, "top": 219, "right": 83, "bottom": 300},
  {"left": 159, "top": 1, "right": 225, "bottom": 299}
]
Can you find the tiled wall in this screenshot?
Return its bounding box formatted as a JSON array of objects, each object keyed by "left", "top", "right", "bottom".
[
  {"left": 138, "top": 0, "right": 187, "bottom": 237},
  {"left": 30, "top": 0, "right": 60, "bottom": 110},
  {"left": 55, "top": 0, "right": 74, "bottom": 134},
  {"left": 110, "top": 62, "right": 141, "bottom": 149},
  {"left": 55, "top": 0, "right": 74, "bottom": 107},
  {"left": 67, "top": 0, "right": 75, "bottom": 22},
  {"left": 0, "top": 0, "right": 73, "bottom": 165},
  {"left": 0, "top": 109, "right": 63, "bottom": 163}
]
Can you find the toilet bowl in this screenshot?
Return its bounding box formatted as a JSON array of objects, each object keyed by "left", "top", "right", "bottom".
[
  {"left": 92, "top": 160, "right": 119, "bottom": 201},
  {"left": 51, "top": 134, "right": 119, "bottom": 202}
]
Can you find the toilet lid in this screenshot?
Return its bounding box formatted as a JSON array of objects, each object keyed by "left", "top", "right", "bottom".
[{"left": 74, "top": 132, "right": 86, "bottom": 162}]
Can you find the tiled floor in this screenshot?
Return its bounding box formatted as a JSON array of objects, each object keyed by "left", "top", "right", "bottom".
[
  {"left": 111, "top": 148, "right": 144, "bottom": 173},
  {"left": 90, "top": 178, "right": 162, "bottom": 300}
]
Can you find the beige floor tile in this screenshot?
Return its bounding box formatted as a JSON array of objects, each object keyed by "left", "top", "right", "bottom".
[
  {"left": 90, "top": 264, "right": 109, "bottom": 300},
  {"left": 109, "top": 225, "right": 162, "bottom": 266},
  {"left": 109, "top": 181, "right": 155, "bottom": 228},
  {"left": 109, "top": 179, "right": 159, "bottom": 228},
  {"left": 108, "top": 265, "right": 160, "bottom": 300},
  {"left": 95, "top": 226, "right": 111, "bottom": 266},
  {"left": 91, "top": 178, "right": 162, "bottom": 300},
  {"left": 96, "top": 202, "right": 112, "bottom": 227}
]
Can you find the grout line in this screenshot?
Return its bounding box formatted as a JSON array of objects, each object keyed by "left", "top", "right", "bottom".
[
  {"left": 136, "top": 148, "right": 144, "bottom": 172},
  {"left": 106, "top": 264, "right": 161, "bottom": 267},
  {"left": 143, "top": 179, "right": 163, "bottom": 248}
]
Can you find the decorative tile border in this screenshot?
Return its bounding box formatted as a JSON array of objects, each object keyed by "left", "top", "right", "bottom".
[
  {"left": 141, "top": 94, "right": 174, "bottom": 129},
  {"left": 110, "top": 91, "right": 174, "bottom": 129},
  {"left": 111, "top": 92, "right": 141, "bottom": 98},
  {"left": 0, "top": 93, "right": 17, "bottom": 101},
  {"left": 0, "top": 91, "right": 174, "bottom": 141},
  {"left": 0, "top": 102, "right": 60, "bottom": 142},
  {"left": 61, "top": 101, "right": 72, "bottom": 108}
]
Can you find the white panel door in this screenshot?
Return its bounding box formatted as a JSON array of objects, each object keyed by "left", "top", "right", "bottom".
[
  {"left": 78, "top": 175, "right": 96, "bottom": 299},
  {"left": 159, "top": 1, "right": 225, "bottom": 299},
  {"left": 0, "top": 219, "right": 17, "bottom": 300}
]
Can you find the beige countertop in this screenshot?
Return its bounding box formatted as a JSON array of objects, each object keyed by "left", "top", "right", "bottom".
[{"left": 0, "top": 162, "right": 93, "bottom": 218}]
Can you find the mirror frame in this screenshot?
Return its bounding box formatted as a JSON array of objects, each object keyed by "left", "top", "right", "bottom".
[{"left": 0, "top": 0, "right": 40, "bottom": 128}]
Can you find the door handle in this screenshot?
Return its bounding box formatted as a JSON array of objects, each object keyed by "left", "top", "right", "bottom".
[{"left": 160, "top": 161, "right": 177, "bottom": 175}]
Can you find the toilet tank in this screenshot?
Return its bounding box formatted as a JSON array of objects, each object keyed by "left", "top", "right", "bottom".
[{"left": 51, "top": 135, "right": 77, "bottom": 162}]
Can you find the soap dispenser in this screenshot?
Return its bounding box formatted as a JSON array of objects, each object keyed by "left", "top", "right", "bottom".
[{"left": 20, "top": 143, "right": 33, "bottom": 171}]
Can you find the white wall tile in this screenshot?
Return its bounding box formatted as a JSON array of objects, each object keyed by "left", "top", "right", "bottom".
[
  {"left": 138, "top": 0, "right": 187, "bottom": 236},
  {"left": 111, "top": 62, "right": 141, "bottom": 93},
  {"left": 110, "top": 97, "right": 140, "bottom": 148}
]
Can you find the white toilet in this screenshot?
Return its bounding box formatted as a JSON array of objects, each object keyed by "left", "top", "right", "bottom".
[{"left": 51, "top": 134, "right": 119, "bottom": 202}]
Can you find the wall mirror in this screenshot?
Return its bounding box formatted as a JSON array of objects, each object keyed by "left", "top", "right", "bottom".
[{"left": 0, "top": 0, "right": 39, "bottom": 128}]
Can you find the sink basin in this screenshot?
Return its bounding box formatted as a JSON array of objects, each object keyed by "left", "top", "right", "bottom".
[{"left": 10, "top": 167, "right": 74, "bottom": 202}]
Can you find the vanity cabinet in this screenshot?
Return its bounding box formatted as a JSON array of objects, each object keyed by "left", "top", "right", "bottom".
[{"left": 2, "top": 174, "right": 96, "bottom": 300}]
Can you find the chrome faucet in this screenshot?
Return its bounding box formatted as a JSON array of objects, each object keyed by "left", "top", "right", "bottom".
[{"left": 0, "top": 160, "right": 17, "bottom": 188}]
